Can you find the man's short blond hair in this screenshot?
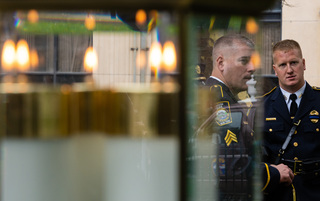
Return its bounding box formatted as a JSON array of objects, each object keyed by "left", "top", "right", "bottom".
[{"left": 272, "top": 39, "right": 303, "bottom": 61}]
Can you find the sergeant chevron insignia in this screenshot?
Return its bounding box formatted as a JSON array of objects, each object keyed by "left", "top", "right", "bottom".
[{"left": 224, "top": 129, "right": 238, "bottom": 146}]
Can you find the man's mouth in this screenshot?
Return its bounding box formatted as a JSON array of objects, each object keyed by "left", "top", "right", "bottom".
[{"left": 287, "top": 75, "right": 296, "bottom": 80}]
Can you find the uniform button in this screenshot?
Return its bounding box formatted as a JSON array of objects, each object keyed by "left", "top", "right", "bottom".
[
  {"left": 294, "top": 130, "right": 298, "bottom": 134},
  {"left": 293, "top": 142, "right": 298, "bottom": 147},
  {"left": 316, "top": 128, "right": 319, "bottom": 132},
  {"left": 269, "top": 128, "right": 272, "bottom": 132},
  {"left": 294, "top": 157, "right": 299, "bottom": 160}
]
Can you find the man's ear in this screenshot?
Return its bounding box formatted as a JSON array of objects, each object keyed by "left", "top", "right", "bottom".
[
  {"left": 272, "top": 64, "right": 277, "bottom": 76},
  {"left": 216, "top": 56, "right": 224, "bottom": 71}
]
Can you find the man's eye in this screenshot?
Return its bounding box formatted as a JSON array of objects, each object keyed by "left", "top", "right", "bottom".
[
  {"left": 240, "top": 58, "right": 249, "bottom": 65},
  {"left": 290, "top": 61, "right": 298, "bottom": 66}
]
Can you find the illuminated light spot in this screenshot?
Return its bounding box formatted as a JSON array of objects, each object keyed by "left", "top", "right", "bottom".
[
  {"left": 28, "top": 9, "right": 39, "bottom": 23},
  {"left": 85, "top": 14, "right": 96, "bottom": 30},
  {"left": 162, "top": 41, "right": 176, "bottom": 72},
  {"left": 136, "top": 51, "right": 146, "bottom": 69},
  {"left": 246, "top": 17, "right": 259, "bottom": 34},
  {"left": 2, "top": 75, "right": 14, "bottom": 83},
  {"left": 162, "top": 81, "right": 177, "bottom": 93},
  {"left": 16, "top": 39, "right": 30, "bottom": 71},
  {"left": 60, "top": 84, "right": 72, "bottom": 95},
  {"left": 1, "top": 40, "right": 16, "bottom": 71},
  {"left": 149, "top": 42, "right": 162, "bottom": 81},
  {"left": 136, "top": 9, "right": 147, "bottom": 26},
  {"left": 84, "top": 47, "right": 98, "bottom": 72},
  {"left": 149, "top": 10, "right": 158, "bottom": 20},
  {"left": 30, "top": 49, "right": 39, "bottom": 69},
  {"left": 251, "top": 51, "right": 261, "bottom": 69},
  {"left": 17, "top": 74, "right": 28, "bottom": 83}
]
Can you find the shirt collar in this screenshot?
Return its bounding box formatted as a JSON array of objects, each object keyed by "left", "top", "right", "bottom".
[
  {"left": 210, "top": 76, "right": 225, "bottom": 85},
  {"left": 280, "top": 81, "right": 306, "bottom": 103}
]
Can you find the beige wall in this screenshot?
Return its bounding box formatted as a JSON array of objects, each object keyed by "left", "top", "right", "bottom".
[{"left": 282, "top": 0, "right": 320, "bottom": 86}]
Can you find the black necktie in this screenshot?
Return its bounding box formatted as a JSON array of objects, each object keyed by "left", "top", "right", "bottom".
[{"left": 289, "top": 94, "right": 298, "bottom": 117}]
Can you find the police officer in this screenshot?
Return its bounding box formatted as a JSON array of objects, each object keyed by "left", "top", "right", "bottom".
[
  {"left": 203, "top": 34, "right": 256, "bottom": 200},
  {"left": 262, "top": 39, "right": 320, "bottom": 200}
]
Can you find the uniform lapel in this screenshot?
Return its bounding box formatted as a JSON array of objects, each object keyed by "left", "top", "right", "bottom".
[{"left": 271, "top": 88, "right": 291, "bottom": 124}]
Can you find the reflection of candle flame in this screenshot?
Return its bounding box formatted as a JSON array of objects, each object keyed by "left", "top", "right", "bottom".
[
  {"left": 28, "top": 9, "right": 39, "bottom": 23},
  {"left": 1, "top": 40, "right": 16, "bottom": 71},
  {"left": 85, "top": 14, "right": 96, "bottom": 30},
  {"left": 246, "top": 17, "right": 259, "bottom": 34},
  {"left": 30, "top": 49, "right": 39, "bottom": 69},
  {"left": 149, "top": 42, "right": 162, "bottom": 80},
  {"left": 84, "top": 47, "right": 98, "bottom": 72},
  {"left": 162, "top": 41, "right": 176, "bottom": 72},
  {"left": 251, "top": 51, "right": 261, "bottom": 68},
  {"left": 136, "top": 51, "right": 146, "bottom": 69},
  {"left": 136, "top": 9, "right": 147, "bottom": 26},
  {"left": 16, "top": 39, "right": 30, "bottom": 71}
]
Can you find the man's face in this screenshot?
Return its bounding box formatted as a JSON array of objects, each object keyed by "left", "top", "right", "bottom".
[
  {"left": 222, "top": 43, "right": 255, "bottom": 94},
  {"left": 273, "top": 48, "right": 305, "bottom": 93}
]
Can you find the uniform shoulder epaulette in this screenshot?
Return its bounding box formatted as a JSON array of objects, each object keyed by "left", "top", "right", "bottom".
[
  {"left": 256, "top": 86, "right": 277, "bottom": 99},
  {"left": 210, "top": 84, "right": 224, "bottom": 98},
  {"left": 312, "top": 86, "right": 320, "bottom": 91}
]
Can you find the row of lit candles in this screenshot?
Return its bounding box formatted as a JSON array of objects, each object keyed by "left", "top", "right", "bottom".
[
  {"left": 0, "top": 39, "right": 99, "bottom": 73},
  {"left": 2, "top": 8, "right": 263, "bottom": 83},
  {"left": 1, "top": 38, "right": 177, "bottom": 79}
]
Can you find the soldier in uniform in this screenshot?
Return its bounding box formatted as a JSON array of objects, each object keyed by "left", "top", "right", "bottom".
[
  {"left": 262, "top": 39, "right": 320, "bottom": 200},
  {"left": 201, "top": 34, "right": 257, "bottom": 200}
]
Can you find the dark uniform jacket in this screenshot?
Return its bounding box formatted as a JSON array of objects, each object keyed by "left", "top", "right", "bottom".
[
  {"left": 203, "top": 77, "right": 255, "bottom": 200},
  {"left": 262, "top": 82, "right": 320, "bottom": 201}
]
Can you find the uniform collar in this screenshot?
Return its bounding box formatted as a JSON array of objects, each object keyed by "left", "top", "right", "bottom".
[{"left": 280, "top": 81, "right": 306, "bottom": 103}]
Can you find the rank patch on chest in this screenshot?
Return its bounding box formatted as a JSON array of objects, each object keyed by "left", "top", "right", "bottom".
[
  {"left": 215, "top": 101, "right": 232, "bottom": 126},
  {"left": 309, "top": 110, "right": 319, "bottom": 123},
  {"left": 224, "top": 129, "right": 238, "bottom": 146}
]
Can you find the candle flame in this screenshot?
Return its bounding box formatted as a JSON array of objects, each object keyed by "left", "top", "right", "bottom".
[
  {"left": 1, "top": 40, "right": 16, "bottom": 71},
  {"left": 149, "top": 42, "right": 162, "bottom": 78},
  {"left": 16, "top": 39, "right": 30, "bottom": 71},
  {"left": 84, "top": 47, "right": 98, "bottom": 72},
  {"left": 150, "top": 42, "right": 162, "bottom": 67},
  {"left": 162, "top": 41, "right": 176, "bottom": 72}
]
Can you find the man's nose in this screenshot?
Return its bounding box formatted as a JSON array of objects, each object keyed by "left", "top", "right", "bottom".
[
  {"left": 248, "top": 60, "right": 256, "bottom": 73},
  {"left": 286, "top": 64, "right": 294, "bottom": 73}
]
